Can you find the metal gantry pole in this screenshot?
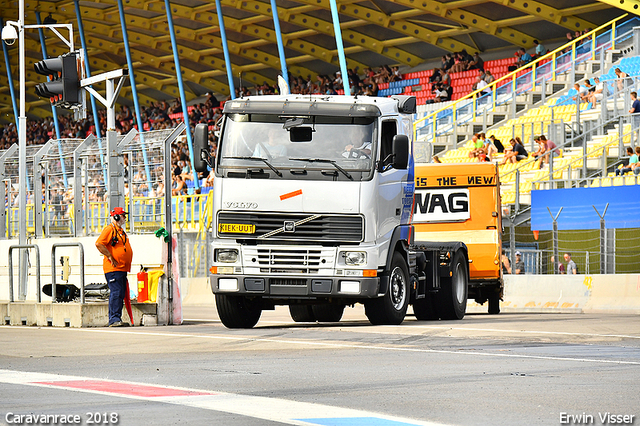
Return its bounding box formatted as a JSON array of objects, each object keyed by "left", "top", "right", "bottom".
[
  {"left": 548, "top": 207, "right": 563, "bottom": 275},
  {"left": 329, "top": 0, "right": 350, "bottom": 96},
  {"left": 593, "top": 204, "right": 609, "bottom": 274},
  {"left": 116, "top": 0, "right": 154, "bottom": 192},
  {"left": 215, "top": 0, "right": 236, "bottom": 99},
  {"left": 18, "top": 0, "right": 29, "bottom": 299},
  {"left": 165, "top": 0, "right": 198, "bottom": 190},
  {"left": 270, "top": 0, "right": 289, "bottom": 88}
]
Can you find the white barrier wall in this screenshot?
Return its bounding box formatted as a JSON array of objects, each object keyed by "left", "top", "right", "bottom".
[{"left": 470, "top": 274, "right": 640, "bottom": 314}]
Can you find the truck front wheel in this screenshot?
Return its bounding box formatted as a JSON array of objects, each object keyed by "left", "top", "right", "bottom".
[
  {"left": 365, "top": 252, "right": 409, "bottom": 325},
  {"left": 216, "top": 294, "right": 262, "bottom": 328},
  {"left": 437, "top": 251, "right": 468, "bottom": 320}
]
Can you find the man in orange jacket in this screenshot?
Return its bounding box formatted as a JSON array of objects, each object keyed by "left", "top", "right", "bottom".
[{"left": 95, "top": 207, "right": 133, "bottom": 327}]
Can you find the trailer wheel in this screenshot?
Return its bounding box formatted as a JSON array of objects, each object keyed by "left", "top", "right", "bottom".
[
  {"left": 488, "top": 291, "right": 501, "bottom": 314},
  {"left": 312, "top": 304, "right": 344, "bottom": 322},
  {"left": 216, "top": 294, "right": 262, "bottom": 328},
  {"left": 365, "top": 252, "right": 409, "bottom": 325},
  {"left": 437, "top": 250, "right": 468, "bottom": 320},
  {"left": 289, "top": 305, "right": 316, "bottom": 322}
]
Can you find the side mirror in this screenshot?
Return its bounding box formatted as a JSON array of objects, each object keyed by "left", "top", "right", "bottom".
[
  {"left": 392, "top": 134, "right": 409, "bottom": 169},
  {"left": 193, "top": 123, "right": 210, "bottom": 173}
]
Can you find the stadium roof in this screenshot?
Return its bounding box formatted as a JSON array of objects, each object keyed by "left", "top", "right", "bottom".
[{"left": 0, "top": 0, "right": 628, "bottom": 120}]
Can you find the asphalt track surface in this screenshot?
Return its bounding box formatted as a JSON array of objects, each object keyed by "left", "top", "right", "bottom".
[{"left": 0, "top": 306, "right": 639, "bottom": 426}]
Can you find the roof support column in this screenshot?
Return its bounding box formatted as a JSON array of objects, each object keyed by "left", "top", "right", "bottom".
[
  {"left": 117, "top": 0, "right": 153, "bottom": 191},
  {"left": 328, "top": 0, "right": 350, "bottom": 96},
  {"left": 270, "top": 0, "right": 289, "bottom": 89},
  {"left": 215, "top": 0, "right": 236, "bottom": 99},
  {"left": 165, "top": 0, "right": 198, "bottom": 189}
]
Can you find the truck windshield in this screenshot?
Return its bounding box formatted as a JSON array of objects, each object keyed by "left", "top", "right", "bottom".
[{"left": 218, "top": 114, "right": 376, "bottom": 176}]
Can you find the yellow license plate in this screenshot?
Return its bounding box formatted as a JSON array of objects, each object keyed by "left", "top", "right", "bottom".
[{"left": 218, "top": 223, "right": 255, "bottom": 234}]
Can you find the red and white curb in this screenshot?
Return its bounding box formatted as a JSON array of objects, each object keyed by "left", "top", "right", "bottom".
[{"left": 0, "top": 369, "right": 448, "bottom": 426}]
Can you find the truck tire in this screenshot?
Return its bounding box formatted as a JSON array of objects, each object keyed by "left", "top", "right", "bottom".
[
  {"left": 216, "top": 294, "right": 262, "bottom": 328},
  {"left": 365, "top": 252, "right": 409, "bottom": 325},
  {"left": 488, "top": 291, "right": 501, "bottom": 314},
  {"left": 437, "top": 250, "right": 468, "bottom": 320},
  {"left": 413, "top": 295, "right": 439, "bottom": 320},
  {"left": 289, "top": 305, "right": 316, "bottom": 322},
  {"left": 312, "top": 304, "right": 344, "bottom": 322}
]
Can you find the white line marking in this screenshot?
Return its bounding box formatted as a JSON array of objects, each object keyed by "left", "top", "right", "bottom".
[
  {"left": 4, "top": 326, "right": 639, "bottom": 365},
  {"left": 182, "top": 318, "right": 640, "bottom": 340},
  {"left": 0, "top": 369, "right": 448, "bottom": 426}
]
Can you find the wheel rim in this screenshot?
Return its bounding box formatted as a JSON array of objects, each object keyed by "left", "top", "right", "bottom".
[
  {"left": 453, "top": 262, "right": 466, "bottom": 304},
  {"left": 389, "top": 266, "right": 407, "bottom": 310}
]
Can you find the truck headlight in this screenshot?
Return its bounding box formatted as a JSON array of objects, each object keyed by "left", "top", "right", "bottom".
[
  {"left": 343, "top": 251, "right": 366, "bottom": 266},
  {"left": 216, "top": 249, "right": 238, "bottom": 263}
]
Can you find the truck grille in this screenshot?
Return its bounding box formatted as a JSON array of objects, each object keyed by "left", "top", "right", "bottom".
[
  {"left": 218, "top": 212, "right": 363, "bottom": 242},
  {"left": 259, "top": 248, "right": 321, "bottom": 274}
]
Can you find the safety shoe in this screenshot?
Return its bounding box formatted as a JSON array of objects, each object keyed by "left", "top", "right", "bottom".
[{"left": 108, "top": 321, "right": 130, "bottom": 327}]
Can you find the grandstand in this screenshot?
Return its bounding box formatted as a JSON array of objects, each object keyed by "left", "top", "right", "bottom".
[{"left": 410, "top": 15, "right": 640, "bottom": 275}]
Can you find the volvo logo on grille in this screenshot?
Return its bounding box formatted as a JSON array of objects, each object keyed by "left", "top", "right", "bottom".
[{"left": 283, "top": 220, "right": 295, "bottom": 232}]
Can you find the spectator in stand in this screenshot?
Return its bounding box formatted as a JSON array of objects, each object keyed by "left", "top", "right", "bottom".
[
  {"left": 615, "top": 146, "right": 637, "bottom": 176},
  {"left": 482, "top": 135, "right": 498, "bottom": 162},
  {"left": 533, "top": 40, "right": 546, "bottom": 58},
  {"left": 390, "top": 66, "right": 402, "bottom": 82},
  {"left": 475, "top": 75, "right": 491, "bottom": 95},
  {"left": 516, "top": 47, "right": 532, "bottom": 68},
  {"left": 483, "top": 70, "right": 495, "bottom": 84},
  {"left": 615, "top": 68, "right": 630, "bottom": 92},
  {"left": 587, "top": 76, "right": 603, "bottom": 107},
  {"left": 539, "top": 135, "right": 559, "bottom": 168},
  {"left": 467, "top": 52, "right": 484, "bottom": 71},
  {"left": 572, "top": 82, "right": 589, "bottom": 103},
  {"left": 489, "top": 135, "right": 505, "bottom": 153},
  {"left": 429, "top": 68, "right": 442, "bottom": 84},
  {"left": 468, "top": 133, "right": 484, "bottom": 159},
  {"left": 501, "top": 138, "right": 528, "bottom": 164},
  {"left": 449, "top": 52, "right": 467, "bottom": 73},
  {"left": 441, "top": 54, "right": 454, "bottom": 71}
]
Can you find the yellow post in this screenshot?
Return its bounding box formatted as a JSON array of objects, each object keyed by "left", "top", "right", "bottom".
[
  {"left": 612, "top": 22, "right": 616, "bottom": 51},
  {"left": 552, "top": 52, "right": 556, "bottom": 81},
  {"left": 532, "top": 62, "right": 536, "bottom": 92}
]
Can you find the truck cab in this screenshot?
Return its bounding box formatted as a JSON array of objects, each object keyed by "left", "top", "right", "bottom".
[{"left": 193, "top": 94, "right": 476, "bottom": 328}]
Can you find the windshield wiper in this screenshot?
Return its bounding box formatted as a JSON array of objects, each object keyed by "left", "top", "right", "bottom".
[
  {"left": 222, "top": 156, "right": 282, "bottom": 177},
  {"left": 289, "top": 158, "right": 353, "bottom": 180}
]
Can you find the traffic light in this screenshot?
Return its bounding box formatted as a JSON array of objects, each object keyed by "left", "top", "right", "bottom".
[{"left": 33, "top": 52, "right": 80, "bottom": 109}]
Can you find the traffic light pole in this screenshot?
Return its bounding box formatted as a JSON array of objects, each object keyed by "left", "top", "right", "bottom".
[{"left": 2, "top": 8, "right": 74, "bottom": 299}]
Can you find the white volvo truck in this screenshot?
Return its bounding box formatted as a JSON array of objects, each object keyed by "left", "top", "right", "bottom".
[{"left": 193, "top": 94, "right": 473, "bottom": 328}]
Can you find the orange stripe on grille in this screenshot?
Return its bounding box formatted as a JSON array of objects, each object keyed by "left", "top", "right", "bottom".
[{"left": 280, "top": 189, "right": 302, "bottom": 201}]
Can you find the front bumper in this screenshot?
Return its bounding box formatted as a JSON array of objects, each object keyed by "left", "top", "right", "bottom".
[{"left": 210, "top": 274, "right": 383, "bottom": 299}]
